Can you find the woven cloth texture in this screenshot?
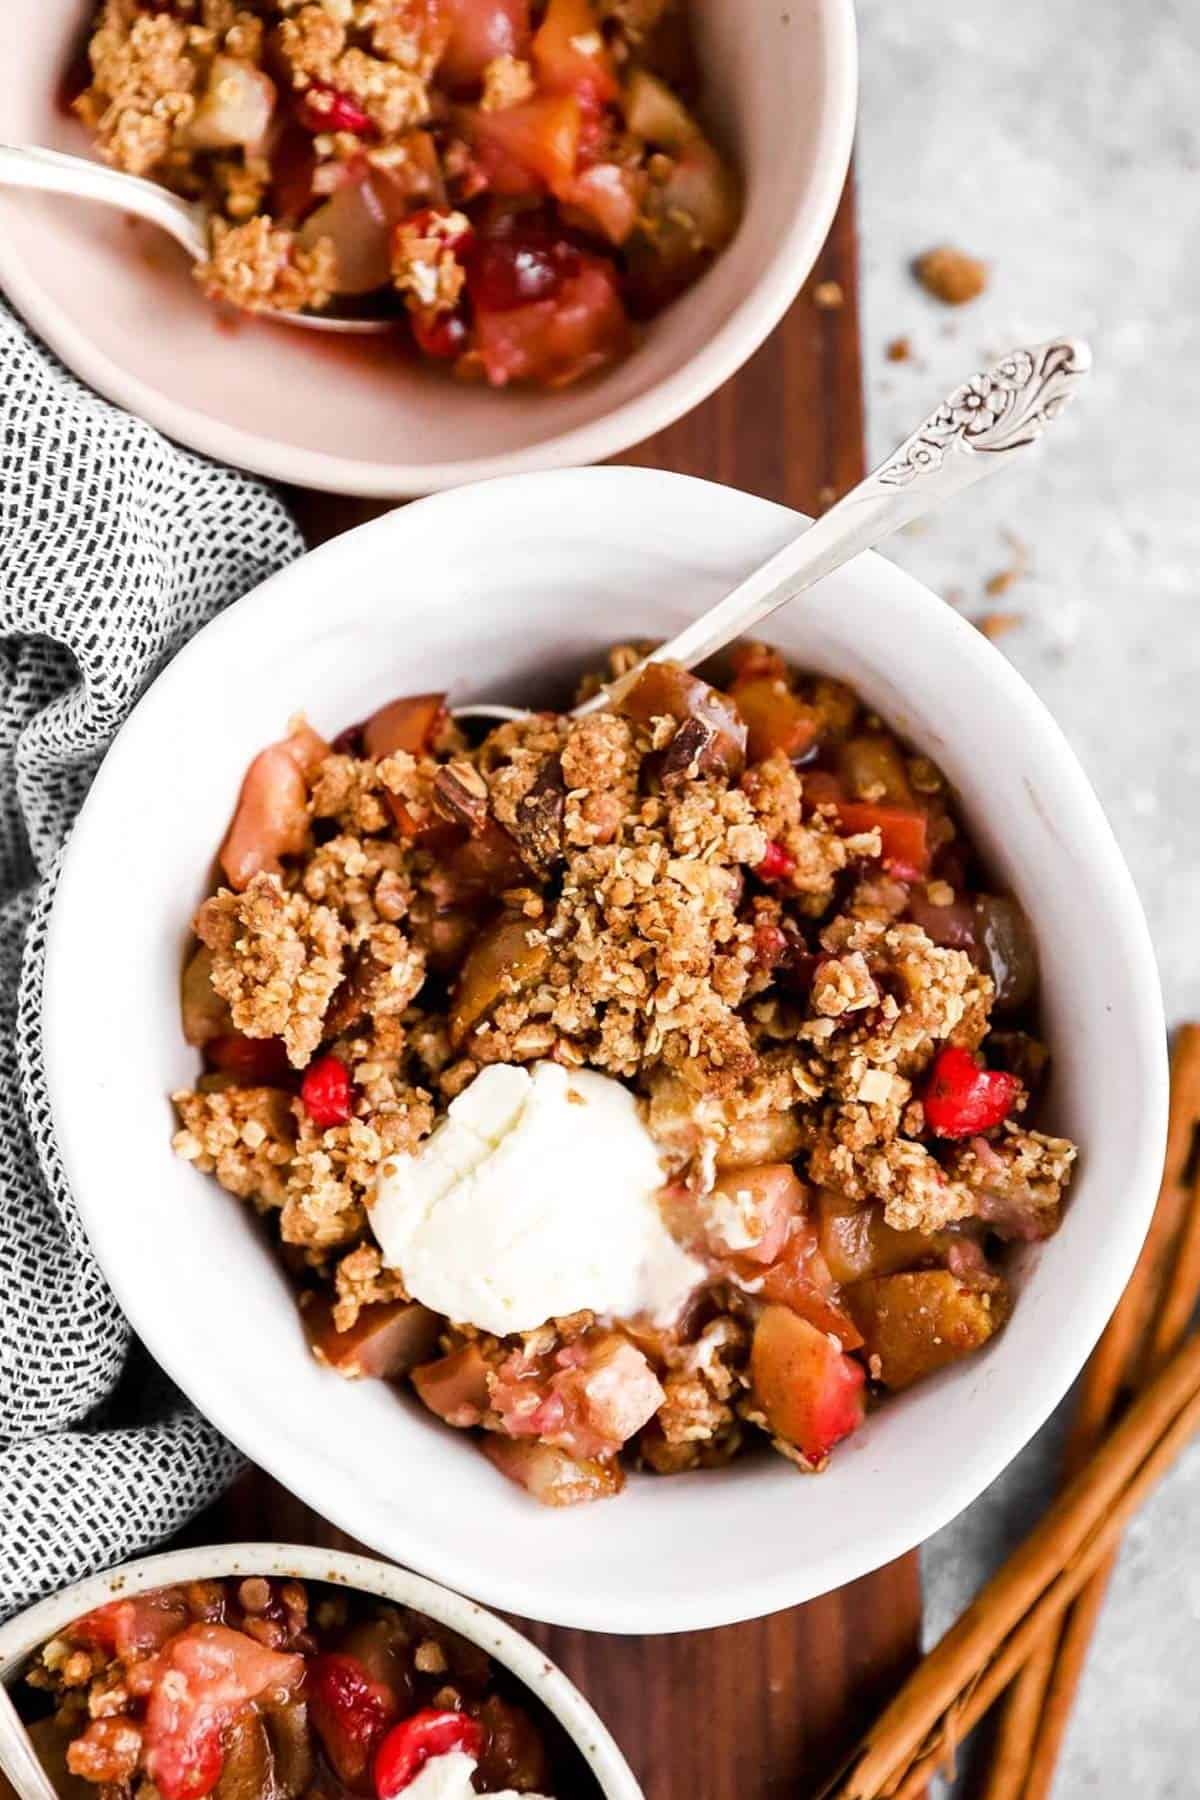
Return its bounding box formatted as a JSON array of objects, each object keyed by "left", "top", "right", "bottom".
[{"left": 0, "top": 297, "right": 304, "bottom": 1619}]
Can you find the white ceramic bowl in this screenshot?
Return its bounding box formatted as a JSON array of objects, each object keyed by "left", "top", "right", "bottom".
[
  {"left": 0, "top": 1542, "right": 640, "bottom": 1800},
  {"left": 42, "top": 468, "right": 1167, "bottom": 1633},
  {"left": 0, "top": 1, "right": 856, "bottom": 497}
]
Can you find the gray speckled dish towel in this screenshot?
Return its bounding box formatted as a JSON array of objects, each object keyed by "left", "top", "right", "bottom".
[{"left": 0, "top": 296, "right": 304, "bottom": 1621}]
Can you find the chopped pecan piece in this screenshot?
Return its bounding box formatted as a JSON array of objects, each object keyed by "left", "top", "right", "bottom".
[
  {"left": 659, "top": 716, "right": 719, "bottom": 788},
  {"left": 432, "top": 761, "right": 490, "bottom": 832},
  {"left": 511, "top": 757, "right": 566, "bottom": 870}
]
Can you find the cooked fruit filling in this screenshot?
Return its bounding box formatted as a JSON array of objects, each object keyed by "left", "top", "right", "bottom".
[
  {"left": 171, "top": 643, "right": 1077, "bottom": 1502},
  {"left": 71, "top": 0, "right": 740, "bottom": 386},
  {"left": 17, "top": 1578, "right": 574, "bottom": 1800}
]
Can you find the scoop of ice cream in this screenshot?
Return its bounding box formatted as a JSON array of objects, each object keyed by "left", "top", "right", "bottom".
[{"left": 369, "top": 1061, "right": 704, "bottom": 1336}]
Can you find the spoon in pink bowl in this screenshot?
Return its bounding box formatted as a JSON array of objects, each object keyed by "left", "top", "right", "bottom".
[{"left": 0, "top": 142, "right": 390, "bottom": 336}]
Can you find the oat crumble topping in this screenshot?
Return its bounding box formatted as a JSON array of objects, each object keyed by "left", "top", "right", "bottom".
[{"left": 171, "top": 641, "right": 1077, "bottom": 1501}]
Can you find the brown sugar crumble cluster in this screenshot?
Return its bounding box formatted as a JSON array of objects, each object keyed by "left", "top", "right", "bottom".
[
  {"left": 172, "top": 643, "right": 1077, "bottom": 1505},
  {"left": 18, "top": 1576, "right": 568, "bottom": 1800},
  {"left": 72, "top": 0, "right": 740, "bottom": 386}
]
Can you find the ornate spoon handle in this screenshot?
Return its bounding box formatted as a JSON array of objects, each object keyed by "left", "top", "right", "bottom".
[{"left": 577, "top": 337, "right": 1091, "bottom": 713}]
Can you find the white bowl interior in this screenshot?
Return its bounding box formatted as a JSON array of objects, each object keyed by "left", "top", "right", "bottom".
[
  {"left": 0, "top": 0, "right": 855, "bottom": 492},
  {"left": 0, "top": 1543, "right": 641, "bottom": 1800},
  {"left": 42, "top": 470, "right": 1167, "bottom": 1633}
]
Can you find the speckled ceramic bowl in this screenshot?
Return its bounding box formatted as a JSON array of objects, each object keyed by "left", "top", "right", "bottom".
[
  {"left": 0, "top": 1543, "right": 641, "bottom": 1800},
  {"left": 0, "top": 0, "right": 856, "bottom": 495}
]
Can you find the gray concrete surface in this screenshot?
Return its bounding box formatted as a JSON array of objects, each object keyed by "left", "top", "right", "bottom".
[{"left": 855, "top": 1, "right": 1200, "bottom": 1792}]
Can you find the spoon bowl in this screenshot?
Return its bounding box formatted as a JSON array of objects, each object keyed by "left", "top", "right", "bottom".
[{"left": 0, "top": 144, "right": 390, "bottom": 336}]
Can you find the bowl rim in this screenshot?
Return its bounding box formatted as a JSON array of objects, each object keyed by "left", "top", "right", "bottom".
[
  {"left": 0, "top": 1541, "right": 642, "bottom": 1799},
  {"left": 0, "top": 0, "right": 857, "bottom": 497},
  {"left": 40, "top": 466, "right": 1168, "bottom": 1632}
]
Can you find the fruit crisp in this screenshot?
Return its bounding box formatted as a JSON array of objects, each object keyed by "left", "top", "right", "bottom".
[
  {"left": 171, "top": 644, "right": 1077, "bottom": 1505},
  {"left": 16, "top": 1575, "right": 578, "bottom": 1800},
  {"left": 71, "top": 0, "right": 741, "bottom": 387}
]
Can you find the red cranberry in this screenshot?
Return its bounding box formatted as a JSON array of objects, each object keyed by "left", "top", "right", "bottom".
[
  {"left": 412, "top": 309, "right": 471, "bottom": 360},
  {"left": 301, "top": 1055, "right": 353, "bottom": 1129},
  {"left": 465, "top": 219, "right": 581, "bottom": 311}
]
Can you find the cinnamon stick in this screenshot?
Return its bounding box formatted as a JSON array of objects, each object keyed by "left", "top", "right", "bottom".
[
  {"left": 983, "top": 1025, "right": 1200, "bottom": 1800},
  {"left": 830, "top": 1329, "right": 1200, "bottom": 1799},
  {"left": 1014, "top": 1068, "right": 1200, "bottom": 1797},
  {"left": 886, "top": 1380, "right": 1200, "bottom": 1799}
]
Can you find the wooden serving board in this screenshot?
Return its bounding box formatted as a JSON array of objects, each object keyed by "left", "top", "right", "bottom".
[{"left": 194, "top": 169, "right": 922, "bottom": 1799}]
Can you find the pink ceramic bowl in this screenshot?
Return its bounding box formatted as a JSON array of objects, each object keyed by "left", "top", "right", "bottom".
[{"left": 0, "top": 0, "right": 856, "bottom": 497}]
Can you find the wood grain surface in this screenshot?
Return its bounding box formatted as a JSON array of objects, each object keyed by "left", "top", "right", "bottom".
[{"left": 202, "top": 169, "right": 923, "bottom": 1800}]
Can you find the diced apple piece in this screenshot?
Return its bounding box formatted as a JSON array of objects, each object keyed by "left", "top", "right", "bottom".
[
  {"left": 753, "top": 1222, "right": 863, "bottom": 1351},
  {"left": 412, "top": 1343, "right": 493, "bottom": 1426},
  {"left": 732, "top": 677, "right": 820, "bottom": 765},
  {"left": 666, "top": 1165, "right": 801, "bottom": 1265},
  {"left": 838, "top": 733, "right": 914, "bottom": 807},
  {"left": 647, "top": 136, "right": 739, "bottom": 254},
  {"left": 714, "top": 1109, "right": 805, "bottom": 1170},
  {"left": 448, "top": 911, "right": 549, "bottom": 1046},
  {"left": 623, "top": 67, "right": 697, "bottom": 149},
  {"left": 187, "top": 56, "right": 275, "bottom": 151},
  {"left": 298, "top": 165, "right": 421, "bottom": 294},
  {"left": 362, "top": 692, "right": 447, "bottom": 758},
  {"left": 554, "top": 1337, "right": 664, "bottom": 1447},
  {"left": 817, "top": 1189, "right": 951, "bottom": 1285},
  {"left": 560, "top": 162, "right": 644, "bottom": 245},
  {"left": 845, "top": 1270, "right": 1011, "bottom": 1390},
  {"left": 181, "top": 944, "right": 232, "bottom": 1047},
  {"left": 481, "top": 1436, "right": 623, "bottom": 1505},
  {"left": 220, "top": 723, "right": 331, "bottom": 891},
  {"left": 750, "top": 1305, "right": 865, "bottom": 1463},
  {"left": 616, "top": 661, "right": 746, "bottom": 777},
  {"left": 305, "top": 1297, "right": 440, "bottom": 1381}
]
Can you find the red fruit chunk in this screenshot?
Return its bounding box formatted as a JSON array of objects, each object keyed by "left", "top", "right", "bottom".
[
  {"left": 835, "top": 801, "right": 930, "bottom": 876},
  {"left": 374, "top": 1711, "right": 484, "bottom": 1798},
  {"left": 755, "top": 840, "right": 795, "bottom": 883},
  {"left": 297, "top": 81, "right": 375, "bottom": 135},
  {"left": 923, "top": 1045, "right": 1019, "bottom": 1139},
  {"left": 70, "top": 1590, "right": 190, "bottom": 1661},
  {"left": 143, "top": 1626, "right": 303, "bottom": 1800},
  {"left": 300, "top": 1054, "right": 353, "bottom": 1128},
  {"left": 532, "top": 0, "right": 618, "bottom": 110},
  {"left": 439, "top": 0, "right": 530, "bottom": 90},
  {"left": 310, "top": 1653, "right": 396, "bottom": 1792},
  {"left": 465, "top": 221, "right": 581, "bottom": 309},
  {"left": 750, "top": 1306, "right": 865, "bottom": 1463},
  {"left": 473, "top": 256, "right": 627, "bottom": 387},
  {"left": 204, "top": 1033, "right": 291, "bottom": 1085},
  {"left": 412, "top": 307, "right": 471, "bottom": 359},
  {"left": 466, "top": 93, "right": 582, "bottom": 193}
]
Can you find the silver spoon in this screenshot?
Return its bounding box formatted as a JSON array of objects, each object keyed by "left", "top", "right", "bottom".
[
  {"left": 456, "top": 337, "right": 1092, "bottom": 726},
  {"left": 0, "top": 143, "right": 389, "bottom": 336},
  {"left": 0, "top": 1682, "right": 60, "bottom": 1800}
]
